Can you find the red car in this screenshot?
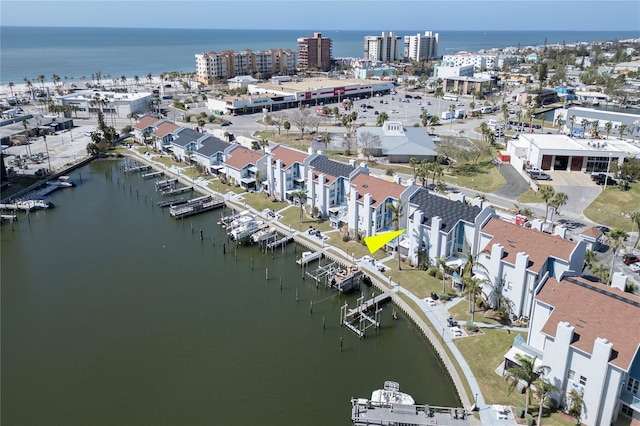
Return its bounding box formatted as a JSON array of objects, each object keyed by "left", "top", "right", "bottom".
[{"left": 623, "top": 254, "right": 639, "bottom": 265}]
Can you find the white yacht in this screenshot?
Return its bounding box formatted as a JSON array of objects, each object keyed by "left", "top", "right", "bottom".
[
  {"left": 370, "top": 381, "right": 415, "bottom": 406},
  {"left": 229, "top": 220, "right": 263, "bottom": 241}
]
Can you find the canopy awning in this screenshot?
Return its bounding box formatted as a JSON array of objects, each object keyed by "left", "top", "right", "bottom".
[
  {"left": 248, "top": 166, "right": 258, "bottom": 173},
  {"left": 504, "top": 346, "right": 543, "bottom": 369},
  {"left": 446, "top": 256, "right": 468, "bottom": 269},
  {"left": 211, "top": 164, "right": 224, "bottom": 170},
  {"left": 328, "top": 207, "right": 342, "bottom": 213},
  {"left": 294, "top": 177, "right": 305, "bottom": 183},
  {"left": 240, "top": 178, "right": 256, "bottom": 184}
]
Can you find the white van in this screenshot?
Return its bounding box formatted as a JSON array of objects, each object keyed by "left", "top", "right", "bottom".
[{"left": 487, "top": 119, "right": 497, "bottom": 128}]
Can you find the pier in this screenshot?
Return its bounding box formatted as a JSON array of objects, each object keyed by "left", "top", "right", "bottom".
[
  {"left": 296, "top": 251, "right": 323, "bottom": 266},
  {"left": 0, "top": 199, "right": 52, "bottom": 211},
  {"left": 155, "top": 178, "right": 178, "bottom": 191},
  {"left": 346, "top": 292, "right": 391, "bottom": 318},
  {"left": 142, "top": 170, "right": 164, "bottom": 179},
  {"left": 351, "top": 398, "right": 470, "bottom": 426},
  {"left": 169, "top": 196, "right": 225, "bottom": 219},
  {"left": 162, "top": 186, "right": 193, "bottom": 196},
  {"left": 123, "top": 164, "right": 151, "bottom": 174},
  {"left": 157, "top": 197, "right": 188, "bottom": 208},
  {"left": 265, "top": 235, "right": 293, "bottom": 250}
]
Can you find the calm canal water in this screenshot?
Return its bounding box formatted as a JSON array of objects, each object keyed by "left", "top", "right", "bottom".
[{"left": 1, "top": 159, "right": 459, "bottom": 425}]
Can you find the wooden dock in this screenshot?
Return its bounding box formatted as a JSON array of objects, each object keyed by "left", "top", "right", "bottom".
[
  {"left": 341, "top": 294, "right": 382, "bottom": 338},
  {"left": 169, "top": 196, "right": 225, "bottom": 219},
  {"left": 265, "top": 235, "right": 293, "bottom": 250},
  {"left": 124, "top": 164, "right": 151, "bottom": 174},
  {"left": 157, "top": 197, "right": 188, "bottom": 208},
  {"left": 155, "top": 178, "right": 177, "bottom": 191},
  {"left": 162, "top": 186, "right": 193, "bottom": 196},
  {"left": 351, "top": 398, "right": 471, "bottom": 426},
  {"left": 142, "top": 170, "right": 164, "bottom": 179},
  {"left": 296, "top": 251, "right": 323, "bottom": 266}
]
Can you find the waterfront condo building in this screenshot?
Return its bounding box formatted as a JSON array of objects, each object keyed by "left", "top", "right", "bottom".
[
  {"left": 519, "top": 275, "right": 640, "bottom": 426},
  {"left": 404, "top": 31, "right": 439, "bottom": 61},
  {"left": 363, "top": 32, "right": 402, "bottom": 63},
  {"left": 297, "top": 33, "right": 332, "bottom": 71},
  {"left": 264, "top": 144, "right": 309, "bottom": 201},
  {"left": 195, "top": 49, "right": 297, "bottom": 84}
]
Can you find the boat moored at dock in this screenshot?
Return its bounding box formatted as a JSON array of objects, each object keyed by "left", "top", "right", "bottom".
[
  {"left": 0, "top": 199, "right": 54, "bottom": 211},
  {"left": 371, "top": 381, "right": 415, "bottom": 406}
]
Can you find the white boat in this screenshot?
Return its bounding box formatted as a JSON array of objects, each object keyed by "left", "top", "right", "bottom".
[
  {"left": 250, "top": 226, "right": 277, "bottom": 244},
  {"left": 229, "top": 220, "right": 263, "bottom": 241},
  {"left": 370, "top": 381, "right": 415, "bottom": 406},
  {"left": 227, "top": 211, "right": 255, "bottom": 230}
]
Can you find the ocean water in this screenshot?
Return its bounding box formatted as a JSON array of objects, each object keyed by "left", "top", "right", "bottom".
[{"left": 1, "top": 26, "right": 638, "bottom": 85}]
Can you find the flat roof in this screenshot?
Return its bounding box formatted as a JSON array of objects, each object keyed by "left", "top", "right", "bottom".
[
  {"left": 257, "top": 77, "right": 389, "bottom": 94},
  {"left": 520, "top": 134, "right": 640, "bottom": 155}
]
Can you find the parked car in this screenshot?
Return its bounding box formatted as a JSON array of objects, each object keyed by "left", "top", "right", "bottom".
[
  {"left": 623, "top": 254, "right": 639, "bottom": 265},
  {"left": 596, "top": 225, "right": 610, "bottom": 234},
  {"left": 530, "top": 171, "right": 552, "bottom": 180},
  {"left": 220, "top": 121, "right": 231, "bottom": 126},
  {"left": 629, "top": 262, "right": 640, "bottom": 273}
]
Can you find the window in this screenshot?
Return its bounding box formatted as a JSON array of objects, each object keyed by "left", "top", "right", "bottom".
[
  {"left": 579, "top": 376, "right": 587, "bottom": 386},
  {"left": 627, "top": 377, "right": 639, "bottom": 394},
  {"left": 568, "top": 370, "right": 575, "bottom": 381},
  {"left": 621, "top": 404, "right": 632, "bottom": 416}
]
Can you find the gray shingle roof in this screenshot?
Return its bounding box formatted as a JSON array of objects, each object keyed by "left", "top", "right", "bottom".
[
  {"left": 409, "top": 188, "right": 481, "bottom": 232},
  {"left": 196, "top": 136, "right": 230, "bottom": 157},
  {"left": 309, "top": 156, "right": 355, "bottom": 178},
  {"left": 172, "top": 128, "right": 201, "bottom": 147}
]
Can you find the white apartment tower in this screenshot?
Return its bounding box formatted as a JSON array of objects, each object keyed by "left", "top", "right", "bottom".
[
  {"left": 363, "top": 32, "right": 402, "bottom": 63},
  {"left": 404, "top": 31, "right": 439, "bottom": 61}
]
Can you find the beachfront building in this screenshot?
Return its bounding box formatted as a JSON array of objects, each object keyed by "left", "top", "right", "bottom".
[
  {"left": 403, "top": 31, "right": 439, "bottom": 61},
  {"left": 442, "top": 53, "right": 486, "bottom": 71},
  {"left": 55, "top": 90, "right": 153, "bottom": 119},
  {"left": 346, "top": 170, "right": 415, "bottom": 239},
  {"left": 221, "top": 145, "right": 265, "bottom": 190},
  {"left": 404, "top": 188, "right": 494, "bottom": 268},
  {"left": 363, "top": 32, "right": 402, "bottom": 63},
  {"left": 304, "top": 154, "right": 356, "bottom": 223},
  {"left": 355, "top": 121, "right": 438, "bottom": 163},
  {"left": 297, "top": 33, "right": 332, "bottom": 71},
  {"left": 520, "top": 275, "right": 640, "bottom": 426},
  {"left": 506, "top": 133, "right": 639, "bottom": 173},
  {"left": 476, "top": 218, "right": 585, "bottom": 319},
  {"left": 206, "top": 77, "right": 395, "bottom": 115},
  {"left": 264, "top": 144, "right": 309, "bottom": 201},
  {"left": 195, "top": 49, "right": 297, "bottom": 84}
]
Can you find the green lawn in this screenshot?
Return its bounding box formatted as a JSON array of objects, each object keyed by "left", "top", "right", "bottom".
[
  {"left": 442, "top": 160, "right": 506, "bottom": 193},
  {"left": 517, "top": 189, "right": 544, "bottom": 204},
  {"left": 241, "top": 192, "right": 287, "bottom": 212},
  {"left": 155, "top": 156, "right": 183, "bottom": 168},
  {"left": 584, "top": 182, "right": 640, "bottom": 229},
  {"left": 324, "top": 234, "right": 387, "bottom": 262},
  {"left": 207, "top": 179, "right": 244, "bottom": 195},
  {"left": 385, "top": 267, "right": 443, "bottom": 299},
  {"left": 277, "top": 206, "right": 334, "bottom": 232},
  {"left": 448, "top": 301, "right": 505, "bottom": 326}
]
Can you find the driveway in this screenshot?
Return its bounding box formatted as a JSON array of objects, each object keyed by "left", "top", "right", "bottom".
[
  {"left": 493, "top": 163, "right": 529, "bottom": 199},
  {"left": 545, "top": 171, "right": 602, "bottom": 218}
]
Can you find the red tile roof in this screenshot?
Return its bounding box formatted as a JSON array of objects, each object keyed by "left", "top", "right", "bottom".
[
  {"left": 224, "top": 146, "right": 263, "bottom": 170},
  {"left": 133, "top": 115, "right": 161, "bottom": 130},
  {"left": 153, "top": 122, "right": 180, "bottom": 138},
  {"left": 581, "top": 226, "right": 604, "bottom": 239},
  {"left": 537, "top": 276, "right": 640, "bottom": 370},
  {"left": 271, "top": 145, "right": 308, "bottom": 170},
  {"left": 349, "top": 173, "right": 406, "bottom": 207},
  {"left": 481, "top": 218, "right": 576, "bottom": 273}
]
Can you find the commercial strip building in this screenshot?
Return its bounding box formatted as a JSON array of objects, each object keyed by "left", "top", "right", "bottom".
[
  {"left": 297, "top": 32, "right": 332, "bottom": 71},
  {"left": 506, "top": 133, "right": 640, "bottom": 173},
  {"left": 195, "top": 49, "right": 297, "bottom": 84},
  {"left": 556, "top": 106, "right": 640, "bottom": 139},
  {"left": 205, "top": 77, "right": 395, "bottom": 115},
  {"left": 363, "top": 32, "right": 403, "bottom": 63}
]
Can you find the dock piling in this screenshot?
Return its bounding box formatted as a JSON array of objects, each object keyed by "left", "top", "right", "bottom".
[
  {"left": 279, "top": 277, "right": 282, "bottom": 290},
  {"left": 340, "top": 336, "right": 343, "bottom": 352},
  {"left": 323, "top": 315, "right": 325, "bottom": 330},
  {"left": 223, "top": 243, "right": 226, "bottom": 254},
  {"left": 200, "top": 229, "right": 203, "bottom": 240},
  {"left": 310, "top": 300, "right": 313, "bottom": 314},
  {"left": 296, "top": 288, "right": 299, "bottom": 302},
  {"left": 251, "top": 258, "right": 253, "bottom": 270},
  {"left": 265, "top": 268, "right": 268, "bottom": 280}
]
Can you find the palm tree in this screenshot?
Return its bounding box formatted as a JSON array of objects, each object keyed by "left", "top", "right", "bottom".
[
  {"left": 376, "top": 111, "right": 389, "bottom": 126},
  {"left": 321, "top": 132, "right": 331, "bottom": 149},
  {"left": 408, "top": 157, "right": 418, "bottom": 179},
  {"left": 591, "top": 262, "right": 609, "bottom": 284},
  {"left": 526, "top": 108, "right": 535, "bottom": 133},
  {"left": 607, "top": 228, "right": 628, "bottom": 284},
  {"left": 516, "top": 110, "right": 523, "bottom": 132},
  {"left": 569, "top": 114, "right": 576, "bottom": 136},
  {"left": 549, "top": 192, "right": 568, "bottom": 225},
  {"left": 533, "top": 377, "right": 559, "bottom": 426},
  {"left": 591, "top": 119, "right": 600, "bottom": 138},
  {"left": 386, "top": 200, "right": 405, "bottom": 270},
  {"left": 8, "top": 82, "right": 15, "bottom": 99},
  {"left": 436, "top": 256, "right": 448, "bottom": 294},
  {"left": 506, "top": 354, "right": 551, "bottom": 415},
  {"left": 448, "top": 104, "right": 456, "bottom": 130},
  {"left": 555, "top": 112, "right": 564, "bottom": 133},
  {"left": 618, "top": 124, "right": 627, "bottom": 139},
  {"left": 567, "top": 387, "right": 584, "bottom": 425},
  {"left": 134, "top": 75, "right": 140, "bottom": 87},
  {"left": 580, "top": 118, "right": 589, "bottom": 136},
  {"left": 292, "top": 188, "right": 307, "bottom": 223},
  {"left": 538, "top": 185, "right": 555, "bottom": 221},
  {"left": 37, "top": 74, "right": 46, "bottom": 91},
  {"left": 461, "top": 274, "right": 484, "bottom": 322},
  {"left": 604, "top": 121, "right": 613, "bottom": 139},
  {"left": 582, "top": 249, "right": 596, "bottom": 272}
]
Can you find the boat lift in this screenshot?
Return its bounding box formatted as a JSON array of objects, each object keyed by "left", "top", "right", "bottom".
[{"left": 341, "top": 295, "right": 382, "bottom": 339}]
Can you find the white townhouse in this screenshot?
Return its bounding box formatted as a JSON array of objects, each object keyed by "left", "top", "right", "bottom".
[
  {"left": 132, "top": 115, "right": 163, "bottom": 144},
  {"left": 523, "top": 275, "right": 640, "bottom": 426},
  {"left": 476, "top": 218, "right": 586, "bottom": 319},
  {"left": 264, "top": 144, "right": 309, "bottom": 201},
  {"left": 346, "top": 170, "right": 415, "bottom": 239},
  {"left": 192, "top": 136, "right": 231, "bottom": 174},
  {"left": 151, "top": 121, "right": 181, "bottom": 152},
  {"left": 304, "top": 154, "right": 356, "bottom": 221},
  {"left": 405, "top": 188, "right": 494, "bottom": 268},
  {"left": 221, "top": 145, "right": 265, "bottom": 191},
  {"left": 170, "top": 128, "right": 210, "bottom": 163}
]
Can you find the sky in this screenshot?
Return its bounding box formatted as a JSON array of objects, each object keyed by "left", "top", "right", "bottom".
[{"left": 1, "top": 0, "right": 639, "bottom": 31}]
